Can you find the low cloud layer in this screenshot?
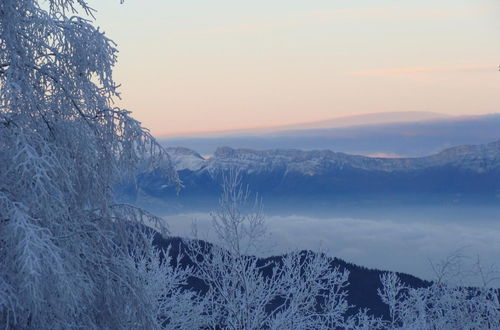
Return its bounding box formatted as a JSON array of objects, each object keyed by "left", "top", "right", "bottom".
[{"left": 163, "top": 210, "right": 500, "bottom": 286}]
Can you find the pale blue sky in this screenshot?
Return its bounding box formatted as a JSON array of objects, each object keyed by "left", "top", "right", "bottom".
[{"left": 92, "top": 0, "right": 500, "bottom": 136}]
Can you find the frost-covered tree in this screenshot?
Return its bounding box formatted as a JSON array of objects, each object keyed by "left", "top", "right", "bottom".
[
  {"left": 0, "top": 1, "right": 201, "bottom": 329},
  {"left": 378, "top": 272, "right": 500, "bottom": 329},
  {"left": 186, "top": 172, "right": 383, "bottom": 329}
]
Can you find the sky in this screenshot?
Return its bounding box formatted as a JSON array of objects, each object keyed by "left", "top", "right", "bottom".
[{"left": 92, "top": 0, "right": 500, "bottom": 137}]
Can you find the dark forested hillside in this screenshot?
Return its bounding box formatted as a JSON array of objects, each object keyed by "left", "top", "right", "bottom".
[{"left": 154, "top": 236, "right": 431, "bottom": 321}]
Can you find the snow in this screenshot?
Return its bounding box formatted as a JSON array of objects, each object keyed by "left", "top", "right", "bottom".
[
  {"left": 166, "top": 141, "right": 500, "bottom": 177},
  {"left": 166, "top": 147, "right": 206, "bottom": 171}
]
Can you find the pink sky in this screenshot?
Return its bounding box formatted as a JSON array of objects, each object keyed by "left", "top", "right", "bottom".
[{"left": 94, "top": 1, "right": 500, "bottom": 137}]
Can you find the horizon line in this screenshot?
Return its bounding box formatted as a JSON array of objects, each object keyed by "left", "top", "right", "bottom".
[{"left": 156, "top": 111, "right": 499, "bottom": 139}]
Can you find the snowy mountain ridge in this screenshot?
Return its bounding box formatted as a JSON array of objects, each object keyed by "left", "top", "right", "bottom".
[
  {"left": 166, "top": 140, "right": 500, "bottom": 176},
  {"left": 166, "top": 147, "right": 206, "bottom": 171}
]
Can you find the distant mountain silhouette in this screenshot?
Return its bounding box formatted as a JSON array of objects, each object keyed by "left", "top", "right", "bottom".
[
  {"left": 161, "top": 113, "right": 500, "bottom": 156},
  {"left": 259, "top": 111, "right": 449, "bottom": 131}
]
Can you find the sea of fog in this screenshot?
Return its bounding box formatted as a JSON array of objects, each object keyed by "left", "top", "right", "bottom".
[{"left": 159, "top": 203, "right": 500, "bottom": 287}]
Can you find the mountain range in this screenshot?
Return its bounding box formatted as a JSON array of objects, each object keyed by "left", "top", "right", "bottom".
[{"left": 118, "top": 140, "right": 500, "bottom": 209}]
